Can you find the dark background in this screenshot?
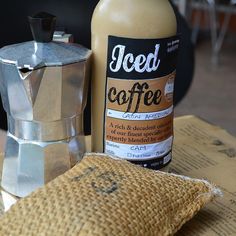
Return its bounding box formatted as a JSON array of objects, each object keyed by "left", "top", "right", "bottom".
[{"left": 0, "top": 0, "right": 194, "bottom": 135}]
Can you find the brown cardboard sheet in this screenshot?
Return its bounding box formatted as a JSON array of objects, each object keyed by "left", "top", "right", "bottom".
[{"left": 172, "top": 116, "right": 236, "bottom": 236}]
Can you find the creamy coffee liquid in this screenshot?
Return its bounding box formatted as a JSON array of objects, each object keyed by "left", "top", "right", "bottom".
[{"left": 91, "top": 0, "right": 178, "bottom": 170}]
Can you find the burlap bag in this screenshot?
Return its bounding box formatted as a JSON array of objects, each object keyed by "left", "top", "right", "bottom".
[{"left": 0, "top": 154, "right": 221, "bottom": 236}]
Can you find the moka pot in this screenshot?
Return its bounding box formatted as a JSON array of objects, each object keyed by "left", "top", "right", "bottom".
[{"left": 0, "top": 12, "right": 91, "bottom": 197}]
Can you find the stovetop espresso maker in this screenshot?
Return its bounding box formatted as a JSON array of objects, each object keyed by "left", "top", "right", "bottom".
[{"left": 0, "top": 12, "right": 91, "bottom": 197}]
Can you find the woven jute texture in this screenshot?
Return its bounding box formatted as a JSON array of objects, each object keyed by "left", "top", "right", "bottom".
[{"left": 0, "top": 154, "right": 220, "bottom": 236}]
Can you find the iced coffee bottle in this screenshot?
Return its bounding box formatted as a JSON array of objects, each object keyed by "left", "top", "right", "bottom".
[{"left": 91, "top": 0, "right": 180, "bottom": 170}]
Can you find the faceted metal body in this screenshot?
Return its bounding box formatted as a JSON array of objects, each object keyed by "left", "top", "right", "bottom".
[
  {"left": 0, "top": 47, "right": 91, "bottom": 197},
  {"left": 3, "top": 133, "right": 85, "bottom": 197}
]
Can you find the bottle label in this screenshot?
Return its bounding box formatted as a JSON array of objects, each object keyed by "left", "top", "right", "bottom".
[{"left": 104, "top": 35, "right": 180, "bottom": 169}]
